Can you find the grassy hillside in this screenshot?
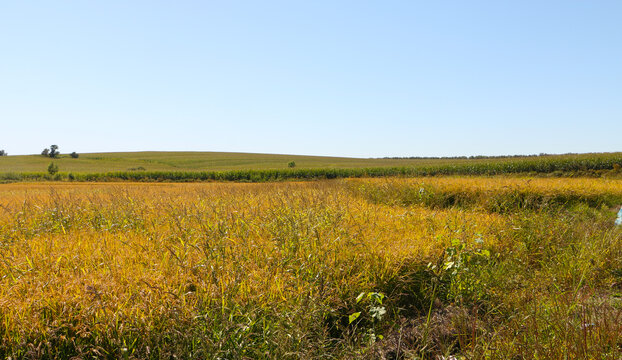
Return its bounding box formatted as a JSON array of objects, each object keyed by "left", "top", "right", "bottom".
[
  {"left": 0, "top": 151, "right": 456, "bottom": 173},
  {"left": 0, "top": 151, "right": 621, "bottom": 182}
]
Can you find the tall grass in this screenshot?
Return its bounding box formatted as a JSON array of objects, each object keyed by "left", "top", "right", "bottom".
[
  {"left": 349, "top": 177, "right": 622, "bottom": 212},
  {"left": 0, "top": 178, "right": 620, "bottom": 358}
]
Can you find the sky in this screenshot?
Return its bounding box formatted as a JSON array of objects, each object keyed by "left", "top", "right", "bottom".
[{"left": 1, "top": 1, "right": 620, "bottom": 158}]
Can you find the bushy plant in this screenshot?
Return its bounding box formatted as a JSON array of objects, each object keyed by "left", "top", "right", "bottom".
[
  {"left": 348, "top": 292, "right": 388, "bottom": 345},
  {"left": 47, "top": 162, "right": 59, "bottom": 175}
]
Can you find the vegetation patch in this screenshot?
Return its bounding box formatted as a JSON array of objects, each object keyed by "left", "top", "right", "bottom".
[
  {"left": 349, "top": 177, "right": 622, "bottom": 213},
  {"left": 0, "top": 179, "right": 620, "bottom": 358},
  {"left": 1, "top": 152, "right": 621, "bottom": 181}
]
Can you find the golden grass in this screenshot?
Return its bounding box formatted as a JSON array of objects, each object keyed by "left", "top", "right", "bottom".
[
  {"left": 0, "top": 178, "right": 620, "bottom": 358},
  {"left": 347, "top": 176, "right": 622, "bottom": 197}
]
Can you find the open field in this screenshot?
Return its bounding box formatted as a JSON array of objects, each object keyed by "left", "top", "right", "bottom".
[
  {"left": 1, "top": 178, "right": 621, "bottom": 358},
  {"left": 0, "top": 151, "right": 621, "bottom": 182},
  {"left": 0, "top": 151, "right": 416, "bottom": 173}
]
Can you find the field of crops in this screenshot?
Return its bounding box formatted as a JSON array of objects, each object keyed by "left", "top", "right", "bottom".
[
  {"left": 1, "top": 178, "right": 622, "bottom": 359},
  {"left": 1, "top": 152, "right": 621, "bottom": 182}
]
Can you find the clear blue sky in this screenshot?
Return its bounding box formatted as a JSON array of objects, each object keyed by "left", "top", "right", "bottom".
[{"left": 1, "top": 1, "right": 620, "bottom": 157}]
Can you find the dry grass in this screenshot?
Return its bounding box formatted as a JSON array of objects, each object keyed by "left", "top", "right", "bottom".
[{"left": 0, "top": 178, "right": 621, "bottom": 358}]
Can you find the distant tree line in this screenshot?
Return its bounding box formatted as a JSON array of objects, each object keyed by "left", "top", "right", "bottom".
[{"left": 380, "top": 153, "right": 581, "bottom": 160}]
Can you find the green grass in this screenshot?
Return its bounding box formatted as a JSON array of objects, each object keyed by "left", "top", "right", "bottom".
[
  {"left": 0, "top": 151, "right": 453, "bottom": 173},
  {"left": 0, "top": 151, "right": 619, "bottom": 172},
  {"left": 0, "top": 151, "right": 621, "bottom": 182}
]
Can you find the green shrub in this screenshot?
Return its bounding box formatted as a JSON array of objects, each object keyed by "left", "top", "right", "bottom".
[{"left": 47, "top": 162, "right": 59, "bottom": 175}]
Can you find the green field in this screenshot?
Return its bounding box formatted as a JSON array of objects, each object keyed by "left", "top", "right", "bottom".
[
  {"left": 0, "top": 151, "right": 621, "bottom": 182},
  {"left": 0, "top": 151, "right": 575, "bottom": 173},
  {"left": 0, "top": 151, "right": 492, "bottom": 173}
]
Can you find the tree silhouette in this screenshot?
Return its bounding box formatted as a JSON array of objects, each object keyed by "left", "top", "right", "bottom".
[{"left": 49, "top": 145, "right": 59, "bottom": 158}]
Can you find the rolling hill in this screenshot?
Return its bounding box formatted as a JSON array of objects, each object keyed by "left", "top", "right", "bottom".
[{"left": 0, "top": 151, "right": 620, "bottom": 182}]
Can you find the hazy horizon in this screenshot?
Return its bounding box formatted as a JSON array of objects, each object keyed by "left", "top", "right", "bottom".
[{"left": 4, "top": 149, "right": 621, "bottom": 160}]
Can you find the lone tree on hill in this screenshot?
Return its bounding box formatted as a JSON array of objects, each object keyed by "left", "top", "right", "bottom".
[
  {"left": 41, "top": 148, "right": 49, "bottom": 156},
  {"left": 0, "top": 150, "right": 6, "bottom": 156},
  {"left": 70, "top": 152, "right": 79, "bottom": 158}
]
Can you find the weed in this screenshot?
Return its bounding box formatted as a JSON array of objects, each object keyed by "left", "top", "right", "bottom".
[{"left": 0, "top": 179, "right": 620, "bottom": 358}]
